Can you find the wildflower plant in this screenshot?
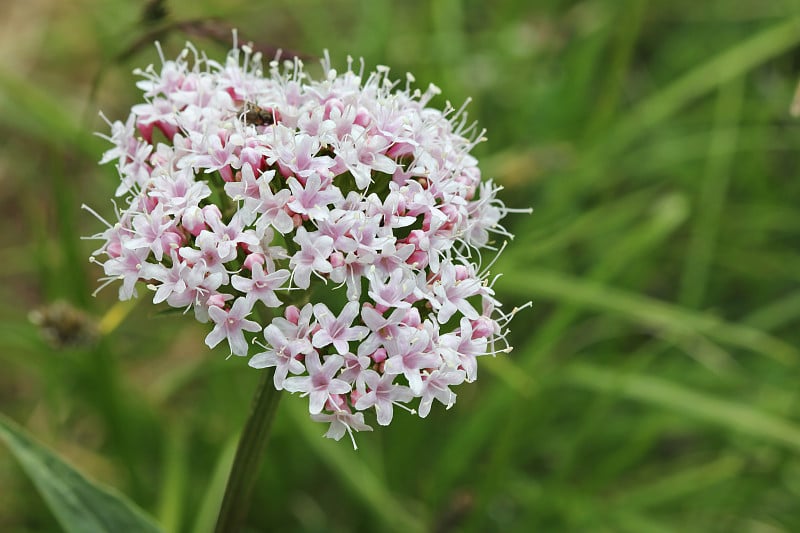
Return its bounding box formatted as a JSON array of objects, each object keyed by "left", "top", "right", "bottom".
[{"left": 87, "top": 37, "right": 527, "bottom": 451}]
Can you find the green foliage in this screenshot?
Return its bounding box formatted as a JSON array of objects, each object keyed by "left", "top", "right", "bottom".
[
  {"left": 0, "top": 414, "right": 163, "bottom": 533},
  {"left": 2, "top": 0, "right": 800, "bottom": 531}
]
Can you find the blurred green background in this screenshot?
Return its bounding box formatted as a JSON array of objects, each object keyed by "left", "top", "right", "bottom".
[{"left": 3, "top": 0, "right": 800, "bottom": 531}]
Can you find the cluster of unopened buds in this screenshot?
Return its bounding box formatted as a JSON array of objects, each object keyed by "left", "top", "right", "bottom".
[{"left": 87, "top": 38, "right": 528, "bottom": 447}]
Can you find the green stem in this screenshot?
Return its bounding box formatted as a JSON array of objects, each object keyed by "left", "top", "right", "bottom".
[{"left": 214, "top": 366, "right": 282, "bottom": 533}]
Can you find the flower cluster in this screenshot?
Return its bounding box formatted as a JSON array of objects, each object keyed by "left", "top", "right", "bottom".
[{"left": 88, "top": 40, "right": 526, "bottom": 446}]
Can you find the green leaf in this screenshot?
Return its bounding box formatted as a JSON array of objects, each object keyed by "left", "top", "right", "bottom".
[{"left": 0, "top": 413, "right": 164, "bottom": 533}]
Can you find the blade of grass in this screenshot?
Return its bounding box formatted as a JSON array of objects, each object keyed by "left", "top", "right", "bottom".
[
  {"left": 506, "top": 185, "right": 661, "bottom": 260},
  {"left": 0, "top": 68, "right": 103, "bottom": 158},
  {"left": 564, "top": 362, "right": 800, "bottom": 452},
  {"left": 605, "top": 16, "right": 800, "bottom": 156},
  {"left": 496, "top": 265, "right": 799, "bottom": 365},
  {"left": 557, "top": 15, "right": 800, "bottom": 205},
  {"left": 534, "top": 195, "right": 690, "bottom": 377},
  {"left": 622, "top": 127, "right": 788, "bottom": 176},
  {"left": 47, "top": 153, "right": 91, "bottom": 307},
  {"left": 584, "top": 0, "right": 646, "bottom": 138},
  {"left": 468, "top": 192, "right": 689, "bottom": 483},
  {"left": 679, "top": 77, "right": 744, "bottom": 308},
  {"left": 191, "top": 435, "right": 238, "bottom": 533},
  {"left": 743, "top": 290, "right": 800, "bottom": 332},
  {"left": 610, "top": 454, "right": 744, "bottom": 509},
  {"left": 509, "top": 475, "right": 675, "bottom": 533},
  {"left": 156, "top": 424, "right": 188, "bottom": 533}
]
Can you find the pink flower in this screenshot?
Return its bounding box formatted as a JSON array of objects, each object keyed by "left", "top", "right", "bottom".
[
  {"left": 124, "top": 205, "right": 183, "bottom": 262},
  {"left": 367, "top": 267, "right": 415, "bottom": 310},
  {"left": 357, "top": 306, "right": 407, "bottom": 356},
  {"left": 249, "top": 324, "right": 306, "bottom": 390},
  {"left": 205, "top": 298, "right": 262, "bottom": 356},
  {"left": 289, "top": 227, "right": 334, "bottom": 289},
  {"left": 310, "top": 410, "right": 372, "bottom": 448},
  {"left": 417, "top": 368, "right": 465, "bottom": 418},
  {"left": 98, "top": 246, "right": 150, "bottom": 300},
  {"left": 383, "top": 328, "right": 439, "bottom": 394},
  {"left": 430, "top": 261, "right": 482, "bottom": 323},
  {"left": 283, "top": 353, "right": 351, "bottom": 414},
  {"left": 311, "top": 301, "right": 368, "bottom": 355},
  {"left": 287, "top": 173, "right": 343, "bottom": 221},
  {"left": 271, "top": 303, "right": 315, "bottom": 357},
  {"left": 232, "top": 262, "right": 290, "bottom": 308},
  {"left": 147, "top": 251, "right": 191, "bottom": 304},
  {"left": 355, "top": 370, "right": 414, "bottom": 426}
]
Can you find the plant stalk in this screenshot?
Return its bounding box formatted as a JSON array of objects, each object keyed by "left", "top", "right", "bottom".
[{"left": 214, "top": 367, "right": 282, "bottom": 533}]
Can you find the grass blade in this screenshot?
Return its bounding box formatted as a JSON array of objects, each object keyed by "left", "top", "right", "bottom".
[
  {"left": 565, "top": 362, "right": 800, "bottom": 451},
  {"left": 497, "top": 266, "right": 798, "bottom": 365}
]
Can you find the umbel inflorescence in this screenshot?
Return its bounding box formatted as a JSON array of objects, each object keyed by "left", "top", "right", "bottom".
[{"left": 87, "top": 38, "right": 527, "bottom": 447}]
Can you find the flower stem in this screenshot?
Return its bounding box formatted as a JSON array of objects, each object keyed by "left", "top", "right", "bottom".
[{"left": 214, "top": 366, "right": 282, "bottom": 533}]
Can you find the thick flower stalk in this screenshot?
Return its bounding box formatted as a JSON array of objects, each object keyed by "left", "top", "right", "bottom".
[{"left": 87, "top": 39, "right": 526, "bottom": 447}]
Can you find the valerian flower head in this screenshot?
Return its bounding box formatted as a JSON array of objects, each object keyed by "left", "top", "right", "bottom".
[{"left": 87, "top": 37, "right": 529, "bottom": 447}]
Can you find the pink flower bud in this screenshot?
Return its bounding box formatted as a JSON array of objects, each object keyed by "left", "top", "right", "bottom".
[
  {"left": 155, "top": 121, "right": 179, "bottom": 141},
  {"left": 284, "top": 305, "right": 300, "bottom": 324},
  {"left": 163, "top": 229, "right": 185, "bottom": 251},
  {"left": 354, "top": 107, "right": 371, "bottom": 127},
  {"left": 471, "top": 316, "right": 497, "bottom": 338},
  {"left": 137, "top": 121, "right": 154, "bottom": 144},
  {"left": 182, "top": 206, "right": 206, "bottom": 236},
  {"left": 202, "top": 204, "right": 222, "bottom": 223},
  {"left": 371, "top": 348, "right": 387, "bottom": 363},
  {"left": 440, "top": 204, "right": 460, "bottom": 229},
  {"left": 329, "top": 251, "right": 345, "bottom": 268},
  {"left": 407, "top": 229, "right": 429, "bottom": 248},
  {"left": 240, "top": 152, "right": 262, "bottom": 172},
  {"left": 224, "top": 86, "right": 239, "bottom": 100},
  {"left": 349, "top": 390, "right": 362, "bottom": 405},
  {"left": 277, "top": 161, "right": 293, "bottom": 177},
  {"left": 142, "top": 194, "right": 159, "bottom": 212},
  {"left": 407, "top": 250, "right": 428, "bottom": 269},
  {"left": 243, "top": 253, "right": 266, "bottom": 270},
  {"left": 323, "top": 98, "right": 344, "bottom": 120},
  {"left": 386, "top": 142, "right": 415, "bottom": 159},
  {"left": 422, "top": 212, "right": 432, "bottom": 231},
  {"left": 206, "top": 294, "right": 228, "bottom": 309},
  {"left": 454, "top": 265, "right": 470, "bottom": 281},
  {"left": 465, "top": 185, "right": 476, "bottom": 201},
  {"left": 219, "top": 165, "right": 234, "bottom": 182},
  {"left": 402, "top": 308, "right": 421, "bottom": 328},
  {"left": 326, "top": 394, "right": 347, "bottom": 412}
]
